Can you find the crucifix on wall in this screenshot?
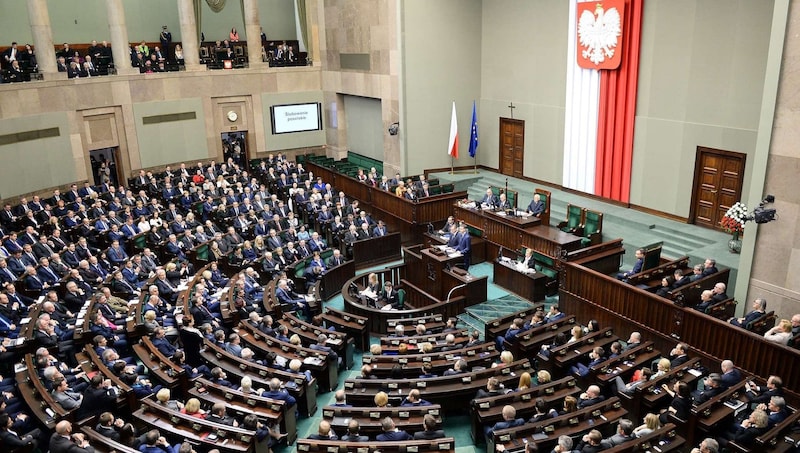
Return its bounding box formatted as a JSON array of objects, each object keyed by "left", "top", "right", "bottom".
[{"left": 507, "top": 102, "right": 516, "bottom": 119}]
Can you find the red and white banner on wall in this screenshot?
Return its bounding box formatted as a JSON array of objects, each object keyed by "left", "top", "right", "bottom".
[{"left": 563, "top": 0, "right": 642, "bottom": 203}]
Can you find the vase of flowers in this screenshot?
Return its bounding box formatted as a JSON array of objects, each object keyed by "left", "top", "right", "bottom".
[{"left": 720, "top": 202, "right": 747, "bottom": 253}]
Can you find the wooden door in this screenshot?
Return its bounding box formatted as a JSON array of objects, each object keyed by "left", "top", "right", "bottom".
[
  {"left": 689, "top": 147, "right": 746, "bottom": 230},
  {"left": 499, "top": 118, "right": 524, "bottom": 178}
]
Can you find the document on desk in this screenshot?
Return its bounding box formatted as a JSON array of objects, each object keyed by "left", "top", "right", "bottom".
[{"left": 448, "top": 251, "right": 462, "bottom": 258}]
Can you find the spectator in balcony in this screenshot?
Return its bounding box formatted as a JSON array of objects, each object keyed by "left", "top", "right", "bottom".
[
  {"left": 230, "top": 28, "right": 240, "bottom": 42},
  {"left": 729, "top": 298, "right": 767, "bottom": 328},
  {"left": 764, "top": 319, "right": 793, "bottom": 345}
]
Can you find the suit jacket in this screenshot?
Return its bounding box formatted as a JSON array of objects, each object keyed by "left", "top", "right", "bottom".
[
  {"left": 377, "top": 430, "right": 413, "bottom": 441},
  {"left": 720, "top": 369, "right": 742, "bottom": 388},
  {"left": 0, "top": 428, "right": 35, "bottom": 448},
  {"left": 527, "top": 200, "right": 545, "bottom": 216},
  {"left": 414, "top": 430, "right": 446, "bottom": 440},
  {"left": 49, "top": 434, "right": 95, "bottom": 453}
]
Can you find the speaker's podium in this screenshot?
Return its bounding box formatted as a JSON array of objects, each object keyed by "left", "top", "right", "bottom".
[{"left": 419, "top": 246, "right": 487, "bottom": 306}]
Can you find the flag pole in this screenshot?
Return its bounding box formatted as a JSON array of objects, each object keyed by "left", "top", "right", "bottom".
[
  {"left": 451, "top": 156, "right": 454, "bottom": 174},
  {"left": 473, "top": 155, "right": 477, "bottom": 174}
]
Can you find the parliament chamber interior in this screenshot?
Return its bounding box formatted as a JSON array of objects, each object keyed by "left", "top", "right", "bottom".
[{"left": 0, "top": 1, "right": 799, "bottom": 453}]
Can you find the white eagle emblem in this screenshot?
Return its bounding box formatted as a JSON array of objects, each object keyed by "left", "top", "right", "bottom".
[{"left": 578, "top": 4, "right": 622, "bottom": 65}]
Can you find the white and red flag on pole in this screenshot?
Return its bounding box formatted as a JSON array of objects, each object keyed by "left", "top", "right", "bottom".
[{"left": 448, "top": 101, "right": 459, "bottom": 158}]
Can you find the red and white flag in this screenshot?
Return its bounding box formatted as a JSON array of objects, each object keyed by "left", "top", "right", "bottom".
[{"left": 448, "top": 101, "right": 459, "bottom": 158}]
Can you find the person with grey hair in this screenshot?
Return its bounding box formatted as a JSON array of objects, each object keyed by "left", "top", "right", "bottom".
[
  {"left": 553, "top": 435, "right": 574, "bottom": 453},
  {"left": 691, "top": 437, "right": 719, "bottom": 453},
  {"left": 729, "top": 298, "right": 767, "bottom": 328},
  {"left": 376, "top": 417, "right": 412, "bottom": 441},
  {"left": 719, "top": 359, "right": 742, "bottom": 388},
  {"left": 600, "top": 418, "right": 635, "bottom": 448},
  {"left": 758, "top": 395, "right": 788, "bottom": 427},
  {"left": 692, "top": 373, "right": 724, "bottom": 404}
]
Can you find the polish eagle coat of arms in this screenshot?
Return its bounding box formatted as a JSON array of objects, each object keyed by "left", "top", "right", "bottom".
[{"left": 577, "top": 1, "right": 624, "bottom": 70}]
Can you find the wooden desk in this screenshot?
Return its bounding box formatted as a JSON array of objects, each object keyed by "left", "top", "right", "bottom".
[
  {"left": 493, "top": 259, "right": 548, "bottom": 302},
  {"left": 424, "top": 231, "right": 487, "bottom": 265},
  {"left": 484, "top": 208, "right": 542, "bottom": 228},
  {"left": 297, "top": 437, "right": 456, "bottom": 453},
  {"left": 351, "top": 231, "right": 402, "bottom": 269},
  {"left": 342, "top": 263, "right": 486, "bottom": 335},
  {"left": 454, "top": 204, "right": 583, "bottom": 259}
]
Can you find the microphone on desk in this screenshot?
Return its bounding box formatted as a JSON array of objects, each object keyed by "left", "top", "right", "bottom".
[
  {"left": 498, "top": 246, "right": 504, "bottom": 260},
  {"left": 427, "top": 223, "right": 434, "bottom": 234},
  {"left": 446, "top": 284, "right": 468, "bottom": 304}
]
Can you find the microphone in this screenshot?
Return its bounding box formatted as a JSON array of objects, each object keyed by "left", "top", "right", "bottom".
[{"left": 446, "top": 284, "right": 467, "bottom": 303}]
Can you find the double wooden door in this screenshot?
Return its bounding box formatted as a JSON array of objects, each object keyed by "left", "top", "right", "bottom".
[
  {"left": 499, "top": 118, "right": 524, "bottom": 178},
  {"left": 690, "top": 147, "right": 746, "bottom": 230}
]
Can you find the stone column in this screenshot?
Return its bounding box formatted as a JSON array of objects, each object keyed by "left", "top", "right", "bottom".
[
  {"left": 106, "top": 0, "right": 137, "bottom": 75},
  {"left": 242, "top": 0, "right": 265, "bottom": 67},
  {"left": 26, "top": 0, "right": 60, "bottom": 78},
  {"left": 177, "top": 0, "right": 202, "bottom": 71}
]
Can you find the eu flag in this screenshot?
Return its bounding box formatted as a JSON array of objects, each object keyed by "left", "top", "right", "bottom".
[{"left": 468, "top": 101, "right": 478, "bottom": 158}]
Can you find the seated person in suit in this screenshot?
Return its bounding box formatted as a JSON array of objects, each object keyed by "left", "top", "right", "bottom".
[
  {"left": 702, "top": 258, "right": 718, "bottom": 276},
  {"left": 497, "top": 193, "right": 511, "bottom": 211},
  {"left": 340, "top": 419, "right": 368, "bottom": 442},
  {"left": 480, "top": 188, "right": 499, "bottom": 208},
  {"left": 526, "top": 193, "right": 545, "bottom": 217},
  {"left": 729, "top": 298, "right": 767, "bottom": 328},
  {"left": 758, "top": 396, "right": 789, "bottom": 428},
  {"left": 455, "top": 224, "right": 471, "bottom": 269},
  {"left": 691, "top": 373, "right": 725, "bottom": 404},
  {"left": 376, "top": 417, "right": 412, "bottom": 441},
  {"left": 518, "top": 248, "right": 536, "bottom": 270},
  {"left": 719, "top": 359, "right": 742, "bottom": 389},
  {"left": 718, "top": 409, "right": 769, "bottom": 449},
  {"left": 400, "top": 389, "right": 431, "bottom": 407},
  {"left": 711, "top": 282, "right": 728, "bottom": 302},
  {"left": 575, "top": 429, "right": 606, "bottom": 453},
  {"left": 275, "top": 278, "right": 310, "bottom": 318},
  {"left": 571, "top": 346, "right": 606, "bottom": 377},
  {"left": 600, "top": 419, "right": 635, "bottom": 449},
  {"left": 694, "top": 290, "right": 716, "bottom": 312},
  {"left": 616, "top": 248, "right": 645, "bottom": 281},
  {"left": 380, "top": 280, "right": 402, "bottom": 310},
  {"left": 655, "top": 276, "right": 676, "bottom": 297},
  {"left": 578, "top": 385, "right": 605, "bottom": 408},
  {"left": 485, "top": 405, "right": 524, "bottom": 437},
  {"left": 496, "top": 317, "right": 524, "bottom": 350},
  {"left": 308, "top": 420, "right": 338, "bottom": 440}
]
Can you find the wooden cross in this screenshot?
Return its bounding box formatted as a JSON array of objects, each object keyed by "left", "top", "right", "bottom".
[{"left": 508, "top": 102, "right": 516, "bottom": 119}]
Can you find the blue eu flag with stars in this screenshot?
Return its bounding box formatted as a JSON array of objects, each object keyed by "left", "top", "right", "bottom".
[{"left": 468, "top": 101, "right": 478, "bottom": 158}]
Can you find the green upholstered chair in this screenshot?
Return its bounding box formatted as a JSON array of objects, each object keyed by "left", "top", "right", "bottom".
[
  {"left": 580, "top": 210, "right": 603, "bottom": 247},
  {"left": 558, "top": 204, "right": 585, "bottom": 234},
  {"left": 397, "top": 288, "right": 406, "bottom": 308}
]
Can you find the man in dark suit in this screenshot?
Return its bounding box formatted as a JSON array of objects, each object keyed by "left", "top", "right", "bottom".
[
  {"left": 480, "top": 188, "right": 499, "bottom": 208},
  {"left": 455, "top": 224, "right": 471, "bottom": 269},
  {"left": 380, "top": 281, "right": 401, "bottom": 309},
  {"left": 719, "top": 360, "right": 742, "bottom": 389},
  {"left": 617, "top": 248, "right": 645, "bottom": 281},
  {"left": 325, "top": 249, "right": 345, "bottom": 268},
  {"left": 49, "top": 420, "right": 95, "bottom": 453},
  {"left": 207, "top": 403, "right": 239, "bottom": 426},
  {"left": 702, "top": 258, "right": 719, "bottom": 276},
  {"left": 692, "top": 374, "right": 725, "bottom": 404},
  {"left": 261, "top": 378, "right": 296, "bottom": 406},
  {"left": 340, "top": 419, "right": 368, "bottom": 442},
  {"left": 276, "top": 278, "right": 310, "bottom": 318},
  {"left": 0, "top": 412, "right": 40, "bottom": 451},
  {"left": 745, "top": 375, "right": 783, "bottom": 404},
  {"left": 668, "top": 343, "right": 691, "bottom": 368},
  {"left": 526, "top": 193, "right": 545, "bottom": 217},
  {"left": 413, "top": 414, "right": 445, "bottom": 440},
  {"left": 729, "top": 298, "right": 766, "bottom": 328},
  {"left": 376, "top": 417, "right": 412, "bottom": 441},
  {"left": 485, "top": 405, "right": 525, "bottom": 437},
  {"left": 578, "top": 385, "right": 606, "bottom": 408},
  {"left": 307, "top": 420, "right": 338, "bottom": 440}
]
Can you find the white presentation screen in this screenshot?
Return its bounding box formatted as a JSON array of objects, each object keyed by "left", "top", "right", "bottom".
[{"left": 270, "top": 103, "right": 322, "bottom": 134}]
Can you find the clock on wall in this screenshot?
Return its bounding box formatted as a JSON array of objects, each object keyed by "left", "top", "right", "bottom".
[{"left": 227, "top": 110, "right": 238, "bottom": 122}]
